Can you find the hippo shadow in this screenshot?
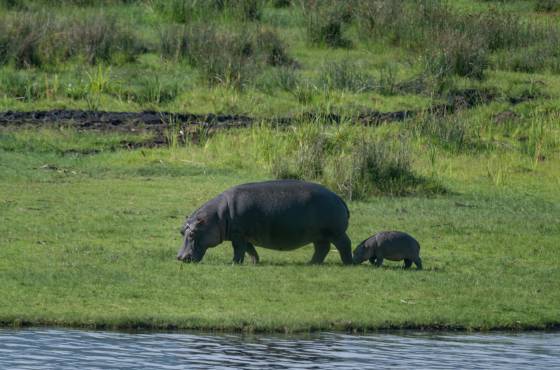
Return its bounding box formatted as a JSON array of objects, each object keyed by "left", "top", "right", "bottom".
[{"left": 355, "top": 263, "right": 443, "bottom": 272}]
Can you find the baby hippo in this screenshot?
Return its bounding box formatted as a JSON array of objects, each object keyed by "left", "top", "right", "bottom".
[{"left": 353, "top": 231, "right": 422, "bottom": 269}]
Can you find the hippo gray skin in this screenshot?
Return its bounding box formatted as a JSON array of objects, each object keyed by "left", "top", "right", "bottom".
[
  {"left": 177, "top": 180, "right": 353, "bottom": 264},
  {"left": 352, "top": 231, "right": 422, "bottom": 269}
]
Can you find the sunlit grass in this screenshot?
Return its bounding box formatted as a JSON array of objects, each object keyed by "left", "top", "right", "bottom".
[{"left": 0, "top": 122, "right": 558, "bottom": 331}]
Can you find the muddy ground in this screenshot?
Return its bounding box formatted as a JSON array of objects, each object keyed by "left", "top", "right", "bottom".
[{"left": 0, "top": 88, "right": 521, "bottom": 147}]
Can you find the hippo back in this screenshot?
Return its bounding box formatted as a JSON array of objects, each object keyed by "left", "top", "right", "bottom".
[
  {"left": 224, "top": 180, "right": 349, "bottom": 249},
  {"left": 376, "top": 231, "right": 420, "bottom": 260}
]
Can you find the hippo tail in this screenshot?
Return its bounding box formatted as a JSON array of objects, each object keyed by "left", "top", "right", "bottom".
[{"left": 340, "top": 197, "right": 350, "bottom": 219}]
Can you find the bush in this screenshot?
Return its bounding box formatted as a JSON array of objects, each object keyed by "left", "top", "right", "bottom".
[
  {"left": 0, "top": 70, "right": 42, "bottom": 100},
  {"left": 154, "top": 0, "right": 262, "bottom": 24},
  {"left": 319, "top": 61, "right": 375, "bottom": 92},
  {"left": 256, "top": 29, "right": 295, "bottom": 67},
  {"left": 0, "top": 12, "right": 143, "bottom": 68},
  {"left": 272, "top": 0, "right": 291, "bottom": 8},
  {"left": 318, "top": 61, "right": 375, "bottom": 92},
  {"left": 68, "top": 14, "right": 143, "bottom": 65},
  {"left": 267, "top": 122, "right": 444, "bottom": 200},
  {"left": 255, "top": 66, "right": 300, "bottom": 93},
  {"left": 535, "top": 0, "right": 560, "bottom": 12},
  {"left": 304, "top": 1, "right": 352, "bottom": 48},
  {"left": 425, "top": 32, "right": 489, "bottom": 80},
  {"left": 353, "top": 0, "right": 560, "bottom": 75},
  {"left": 159, "top": 24, "right": 189, "bottom": 61},
  {"left": 159, "top": 24, "right": 294, "bottom": 89},
  {"left": 326, "top": 139, "right": 429, "bottom": 199},
  {"left": 414, "top": 113, "right": 473, "bottom": 153},
  {"left": 0, "top": 13, "right": 52, "bottom": 68},
  {"left": 119, "top": 76, "right": 180, "bottom": 105}
]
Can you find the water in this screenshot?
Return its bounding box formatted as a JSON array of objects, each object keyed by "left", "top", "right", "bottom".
[{"left": 0, "top": 329, "right": 559, "bottom": 369}]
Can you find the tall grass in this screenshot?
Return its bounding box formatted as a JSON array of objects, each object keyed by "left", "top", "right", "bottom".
[
  {"left": 535, "top": 0, "right": 560, "bottom": 12},
  {"left": 264, "top": 121, "right": 444, "bottom": 199},
  {"left": 159, "top": 24, "right": 294, "bottom": 89},
  {"left": 351, "top": 0, "right": 560, "bottom": 76},
  {"left": 318, "top": 61, "right": 375, "bottom": 93},
  {"left": 153, "top": 0, "right": 263, "bottom": 24},
  {"left": 0, "top": 11, "right": 143, "bottom": 68},
  {"left": 303, "top": 0, "right": 353, "bottom": 48}
]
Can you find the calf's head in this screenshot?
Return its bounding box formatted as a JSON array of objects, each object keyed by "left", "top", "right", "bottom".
[
  {"left": 177, "top": 215, "right": 222, "bottom": 263},
  {"left": 352, "top": 243, "right": 372, "bottom": 264}
]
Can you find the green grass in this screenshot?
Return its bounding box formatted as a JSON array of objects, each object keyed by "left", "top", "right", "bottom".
[
  {"left": 0, "top": 0, "right": 559, "bottom": 116},
  {"left": 0, "top": 122, "right": 558, "bottom": 332},
  {"left": 0, "top": 0, "right": 559, "bottom": 332}
]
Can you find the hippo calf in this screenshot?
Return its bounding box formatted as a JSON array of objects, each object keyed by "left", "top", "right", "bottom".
[
  {"left": 177, "top": 180, "right": 353, "bottom": 264},
  {"left": 352, "top": 231, "right": 422, "bottom": 269}
]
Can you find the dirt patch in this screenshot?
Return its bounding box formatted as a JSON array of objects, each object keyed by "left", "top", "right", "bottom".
[{"left": 0, "top": 88, "right": 523, "bottom": 147}]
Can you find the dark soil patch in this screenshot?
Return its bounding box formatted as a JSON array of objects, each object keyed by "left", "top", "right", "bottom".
[{"left": 0, "top": 88, "right": 529, "bottom": 147}]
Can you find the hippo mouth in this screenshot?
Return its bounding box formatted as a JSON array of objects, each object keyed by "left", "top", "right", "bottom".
[
  {"left": 177, "top": 254, "right": 192, "bottom": 263},
  {"left": 177, "top": 254, "right": 200, "bottom": 263},
  {"left": 177, "top": 251, "right": 204, "bottom": 263}
]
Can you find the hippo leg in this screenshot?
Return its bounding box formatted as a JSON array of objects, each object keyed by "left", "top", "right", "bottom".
[
  {"left": 332, "top": 233, "right": 353, "bottom": 265},
  {"left": 310, "top": 241, "right": 331, "bottom": 264},
  {"left": 232, "top": 239, "right": 248, "bottom": 264},
  {"left": 403, "top": 259, "right": 412, "bottom": 269},
  {"left": 414, "top": 257, "right": 423, "bottom": 270},
  {"left": 368, "top": 256, "right": 377, "bottom": 265},
  {"left": 374, "top": 256, "right": 384, "bottom": 267},
  {"left": 246, "top": 243, "right": 259, "bottom": 264}
]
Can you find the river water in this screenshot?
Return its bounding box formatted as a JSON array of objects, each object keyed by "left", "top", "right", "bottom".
[{"left": 0, "top": 329, "right": 559, "bottom": 369}]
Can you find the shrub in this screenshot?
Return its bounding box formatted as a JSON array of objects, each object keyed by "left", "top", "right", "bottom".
[
  {"left": 413, "top": 113, "right": 473, "bottom": 153},
  {"left": 0, "top": 13, "right": 51, "bottom": 68},
  {"left": 290, "top": 80, "right": 316, "bottom": 105},
  {"left": 353, "top": 0, "right": 560, "bottom": 75},
  {"left": 318, "top": 61, "right": 375, "bottom": 92},
  {"left": 67, "top": 14, "right": 142, "bottom": 65},
  {"left": 535, "top": 0, "right": 560, "bottom": 12},
  {"left": 0, "top": 12, "right": 143, "bottom": 68},
  {"left": 304, "top": 2, "right": 352, "bottom": 48},
  {"left": 189, "top": 26, "right": 258, "bottom": 88},
  {"left": 425, "top": 31, "right": 489, "bottom": 80},
  {"left": 0, "top": 70, "right": 42, "bottom": 100},
  {"left": 256, "top": 29, "right": 295, "bottom": 67},
  {"left": 267, "top": 122, "right": 444, "bottom": 200},
  {"left": 255, "top": 66, "right": 300, "bottom": 93},
  {"left": 272, "top": 0, "right": 291, "bottom": 8},
  {"left": 120, "top": 76, "right": 180, "bottom": 105},
  {"left": 159, "top": 24, "right": 294, "bottom": 89},
  {"left": 158, "top": 24, "right": 189, "bottom": 61},
  {"left": 154, "top": 0, "right": 262, "bottom": 24}
]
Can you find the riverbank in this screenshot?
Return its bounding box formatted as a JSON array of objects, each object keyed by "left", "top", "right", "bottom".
[{"left": 1, "top": 125, "right": 558, "bottom": 333}]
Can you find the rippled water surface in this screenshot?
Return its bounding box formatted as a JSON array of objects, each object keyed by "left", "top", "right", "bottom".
[{"left": 1, "top": 329, "right": 559, "bottom": 369}]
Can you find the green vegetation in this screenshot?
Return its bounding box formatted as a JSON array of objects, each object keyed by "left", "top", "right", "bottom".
[
  {"left": 1, "top": 0, "right": 560, "bottom": 115},
  {"left": 0, "top": 0, "right": 559, "bottom": 332},
  {"left": 1, "top": 115, "right": 559, "bottom": 331}
]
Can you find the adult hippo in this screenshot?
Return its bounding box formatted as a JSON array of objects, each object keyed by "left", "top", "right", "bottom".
[{"left": 177, "top": 180, "right": 352, "bottom": 264}]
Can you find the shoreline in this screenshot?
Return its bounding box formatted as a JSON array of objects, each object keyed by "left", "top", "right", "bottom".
[{"left": 2, "top": 320, "right": 559, "bottom": 334}]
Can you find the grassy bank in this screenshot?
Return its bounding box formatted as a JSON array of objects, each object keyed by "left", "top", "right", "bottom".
[
  {"left": 1, "top": 0, "right": 560, "bottom": 117},
  {"left": 0, "top": 119, "right": 559, "bottom": 332},
  {"left": 0, "top": 0, "right": 559, "bottom": 332}
]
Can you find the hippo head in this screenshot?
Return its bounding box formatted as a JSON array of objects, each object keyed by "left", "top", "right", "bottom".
[
  {"left": 352, "top": 243, "right": 371, "bottom": 264},
  {"left": 177, "top": 214, "right": 222, "bottom": 263}
]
